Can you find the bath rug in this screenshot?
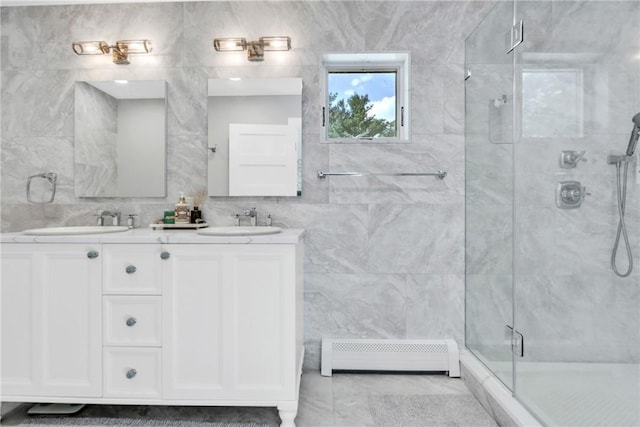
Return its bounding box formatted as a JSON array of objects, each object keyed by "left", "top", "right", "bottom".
[
  {"left": 368, "top": 394, "right": 497, "bottom": 427},
  {"left": 23, "top": 418, "right": 268, "bottom": 427}
]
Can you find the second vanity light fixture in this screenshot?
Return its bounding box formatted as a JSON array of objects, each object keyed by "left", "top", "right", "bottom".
[
  {"left": 72, "top": 40, "right": 152, "bottom": 64},
  {"left": 213, "top": 36, "right": 291, "bottom": 61}
]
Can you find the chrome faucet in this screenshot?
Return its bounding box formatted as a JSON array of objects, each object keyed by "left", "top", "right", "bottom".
[
  {"left": 96, "top": 209, "right": 121, "bottom": 226},
  {"left": 243, "top": 207, "right": 258, "bottom": 226}
]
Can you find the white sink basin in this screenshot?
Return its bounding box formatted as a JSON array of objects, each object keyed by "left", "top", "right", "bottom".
[
  {"left": 198, "top": 226, "right": 282, "bottom": 236},
  {"left": 22, "top": 226, "right": 130, "bottom": 236}
]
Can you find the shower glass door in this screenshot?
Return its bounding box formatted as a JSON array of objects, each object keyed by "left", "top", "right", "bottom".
[
  {"left": 464, "top": 0, "right": 515, "bottom": 390},
  {"left": 512, "top": 1, "right": 640, "bottom": 425}
]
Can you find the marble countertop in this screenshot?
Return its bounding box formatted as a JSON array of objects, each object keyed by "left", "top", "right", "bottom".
[{"left": 1, "top": 228, "right": 305, "bottom": 244}]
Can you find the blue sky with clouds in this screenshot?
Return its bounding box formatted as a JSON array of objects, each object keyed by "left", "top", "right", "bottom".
[{"left": 328, "top": 72, "right": 396, "bottom": 122}]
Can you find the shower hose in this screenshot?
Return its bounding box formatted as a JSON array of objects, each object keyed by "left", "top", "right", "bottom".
[{"left": 611, "top": 160, "right": 633, "bottom": 277}]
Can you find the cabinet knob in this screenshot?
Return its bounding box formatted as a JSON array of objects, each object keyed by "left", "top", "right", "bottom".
[
  {"left": 125, "top": 265, "right": 137, "bottom": 274},
  {"left": 160, "top": 251, "right": 170, "bottom": 260},
  {"left": 125, "top": 317, "right": 137, "bottom": 327},
  {"left": 87, "top": 250, "right": 99, "bottom": 259},
  {"left": 126, "top": 368, "right": 137, "bottom": 379}
]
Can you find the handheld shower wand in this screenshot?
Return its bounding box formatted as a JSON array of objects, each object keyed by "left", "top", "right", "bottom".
[
  {"left": 609, "top": 113, "right": 639, "bottom": 277},
  {"left": 625, "top": 113, "right": 640, "bottom": 156}
]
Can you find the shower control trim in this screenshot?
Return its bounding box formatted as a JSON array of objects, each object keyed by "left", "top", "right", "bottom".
[
  {"left": 556, "top": 181, "right": 590, "bottom": 209},
  {"left": 559, "top": 150, "right": 587, "bottom": 168}
]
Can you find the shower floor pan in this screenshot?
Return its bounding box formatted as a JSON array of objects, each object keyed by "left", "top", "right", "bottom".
[{"left": 493, "top": 361, "right": 640, "bottom": 427}]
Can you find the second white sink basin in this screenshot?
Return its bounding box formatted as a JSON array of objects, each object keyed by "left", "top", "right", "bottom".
[
  {"left": 22, "top": 226, "right": 130, "bottom": 236},
  {"left": 198, "top": 226, "right": 282, "bottom": 236}
]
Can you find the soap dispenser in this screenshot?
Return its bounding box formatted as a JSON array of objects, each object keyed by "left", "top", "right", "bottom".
[{"left": 174, "top": 192, "right": 190, "bottom": 224}]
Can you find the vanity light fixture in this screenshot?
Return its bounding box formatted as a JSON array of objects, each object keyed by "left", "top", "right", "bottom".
[
  {"left": 213, "top": 36, "right": 291, "bottom": 62},
  {"left": 72, "top": 40, "right": 152, "bottom": 65}
]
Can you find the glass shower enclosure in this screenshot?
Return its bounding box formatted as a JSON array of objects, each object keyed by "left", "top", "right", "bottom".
[{"left": 465, "top": 1, "right": 640, "bottom": 426}]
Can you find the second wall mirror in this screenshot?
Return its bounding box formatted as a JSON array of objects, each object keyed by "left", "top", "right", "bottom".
[{"left": 207, "top": 78, "right": 302, "bottom": 197}]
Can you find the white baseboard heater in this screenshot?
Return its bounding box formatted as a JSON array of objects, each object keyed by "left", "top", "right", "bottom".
[{"left": 321, "top": 338, "right": 460, "bottom": 378}]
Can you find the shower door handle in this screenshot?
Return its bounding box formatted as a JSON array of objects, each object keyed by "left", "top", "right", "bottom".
[
  {"left": 507, "top": 20, "right": 524, "bottom": 54},
  {"left": 505, "top": 325, "right": 524, "bottom": 357}
]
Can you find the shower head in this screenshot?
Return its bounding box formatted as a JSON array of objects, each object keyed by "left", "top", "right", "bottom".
[{"left": 626, "top": 112, "right": 640, "bottom": 156}]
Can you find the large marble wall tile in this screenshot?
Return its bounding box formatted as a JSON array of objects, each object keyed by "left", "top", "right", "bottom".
[
  {"left": 305, "top": 272, "right": 407, "bottom": 339},
  {"left": 465, "top": 274, "right": 512, "bottom": 362},
  {"left": 550, "top": 1, "right": 639, "bottom": 56},
  {"left": 411, "top": 64, "right": 445, "bottom": 135},
  {"left": 1, "top": 3, "right": 183, "bottom": 71},
  {"left": 465, "top": 134, "right": 512, "bottom": 206},
  {"left": 513, "top": 207, "right": 556, "bottom": 275},
  {"left": 166, "top": 67, "right": 207, "bottom": 137},
  {"left": 368, "top": 202, "right": 464, "bottom": 274},
  {"left": 303, "top": 272, "right": 407, "bottom": 368},
  {"left": 406, "top": 274, "right": 464, "bottom": 344},
  {"left": 464, "top": 65, "right": 514, "bottom": 138},
  {"left": 1, "top": 136, "right": 75, "bottom": 204},
  {"left": 327, "top": 135, "right": 463, "bottom": 205},
  {"left": 443, "top": 63, "right": 465, "bottom": 135},
  {"left": 516, "top": 271, "right": 640, "bottom": 363},
  {"left": 268, "top": 204, "right": 369, "bottom": 274},
  {"left": 1, "top": 70, "right": 74, "bottom": 137},
  {"left": 183, "top": 1, "right": 366, "bottom": 68},
  {"left": 198, "top": 203, "right": 369, "bottom": 275},
  {"left": 464, "top": 1, "right": 513, "bottom": 67},
  {"left": 166, "top": 134, "right": 208, "bottom": 201},
  {"left": 364, "top": 2, "right": 495, "bottom": 66},
  {"left": 465, "top": 203, "right": 512, "bottom": 276}
]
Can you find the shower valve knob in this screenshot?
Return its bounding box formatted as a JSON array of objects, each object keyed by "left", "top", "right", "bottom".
[
  {"left": 559, "top": 150, "right": 587, "bottom": 168},
  {"left": 556, "top": 181, "right": 589, "bottom": 209}
]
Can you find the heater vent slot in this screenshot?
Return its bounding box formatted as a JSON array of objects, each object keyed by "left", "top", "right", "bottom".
[{"left": 321, "top": 338, "right": 460, "bottom": 378}]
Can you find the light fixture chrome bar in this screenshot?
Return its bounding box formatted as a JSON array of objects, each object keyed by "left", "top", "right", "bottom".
[
  {"left": 317, "top": 170, "right": 447, "bottom": 180},
  {"left": 72, "top": 39, "right": 152, "bottom": 65}
]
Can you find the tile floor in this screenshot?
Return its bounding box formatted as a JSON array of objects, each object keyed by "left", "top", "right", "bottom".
[{"left": 2, "top": 371, "right": 497, "bottom": 426}]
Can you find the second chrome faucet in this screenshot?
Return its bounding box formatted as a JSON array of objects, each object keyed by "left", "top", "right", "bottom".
[{"left": 235, "top": 208, "right": 272, "bottom": 227}]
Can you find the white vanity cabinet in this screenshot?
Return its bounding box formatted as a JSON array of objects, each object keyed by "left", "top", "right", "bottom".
[
  {"left": 0, "top": 243, "right": 102, "bottom": 398},
  {"left": 0, "top": 230, "right": 304, "bottom": 427}
]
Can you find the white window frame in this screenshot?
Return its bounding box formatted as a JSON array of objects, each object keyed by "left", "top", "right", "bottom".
[{"left": 320, "top": 52, "right": 411, "bottom": 143}]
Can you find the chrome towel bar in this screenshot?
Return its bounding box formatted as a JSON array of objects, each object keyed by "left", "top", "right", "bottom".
[{"left": 317, "top": 170, "right": 447, "bottom": 180}]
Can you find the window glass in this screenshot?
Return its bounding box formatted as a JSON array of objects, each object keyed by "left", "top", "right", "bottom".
[{"left": 327, "top": 71, "right": 397, "bottom": 139}]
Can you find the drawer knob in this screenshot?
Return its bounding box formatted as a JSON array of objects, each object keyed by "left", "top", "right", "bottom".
[
  {"left": 125, "top": 317, "right": 137, "bottom": 327},
  {"left": 87, "top": 250, "right": 99, "bottom": 259},
  {"left": 125, "top": 265, "right": 137, "bottom": 274},
  {"left": 126, "top": 368, "right": 137, "bottom": 379},
  {"left": 160, "top": 251, "right": 170, "bottom": 260}
]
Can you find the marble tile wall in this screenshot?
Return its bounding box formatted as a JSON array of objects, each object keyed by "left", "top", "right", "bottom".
[{"left": 0, "top": 0, "right": 496, "bottom": 369}]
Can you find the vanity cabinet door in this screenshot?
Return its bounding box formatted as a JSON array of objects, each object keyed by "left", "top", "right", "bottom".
[
  {"left": 1, "top": 243, "right": 102, "bottom": 397},
  {"left": 162, "top": 244, "right": 297, "bottom": 401},
  {"left": 162, "top": 245, "right": 226, "bottom": 399}
]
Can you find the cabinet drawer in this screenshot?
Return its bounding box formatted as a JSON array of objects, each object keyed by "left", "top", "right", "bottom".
[
  {"left": 103, "top": 244, "right": 162, "bottom": 295},
  {"left": 104, "top": 348, "right": 161, "bottom": 398},
  {"left": 104, "top": 296, "right": 161, "bottom": 347}
]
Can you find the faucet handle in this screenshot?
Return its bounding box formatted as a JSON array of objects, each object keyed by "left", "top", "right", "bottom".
[
  {"left": 95, "top": 209, "right": 104, "bottom": 226},
  {"left": 127, "top": 214, "right": 138, "bottom": 229}
]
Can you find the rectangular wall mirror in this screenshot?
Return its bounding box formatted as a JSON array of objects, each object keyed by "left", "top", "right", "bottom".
[
  {"left": 74, "top": 80, "right": 167, "bottom": 197},
  {"left": 208, "top": 78, "right": 302, "bottom": 197}
]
